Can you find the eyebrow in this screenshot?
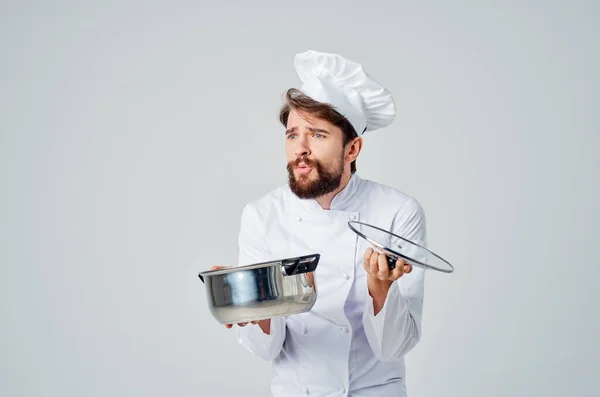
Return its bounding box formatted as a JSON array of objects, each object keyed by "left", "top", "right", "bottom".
[{"left": 285, "top": 126, "right": 331, "bottom": 135}]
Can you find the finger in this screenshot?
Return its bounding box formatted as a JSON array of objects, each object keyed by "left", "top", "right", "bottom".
[
  {"left": 225, "top": 324, "right": 233, "bottom": 329},
  {"left": 369, "top": 251, "right": 380, "bottom": 275},
  {"left": 391, "top": 259, "right": 405, "bottom": 280},
  {"left": 404, "top": 263, "right": 413, "bottom": 274},
  {"left": 377, "top": 253, "right": 389, "bottom": 280},
  {"left": 363, "top": 248, "right": 374, "bottom": 272},
  {"left": 250, "top": 321, "right": 258, "bottom": 324},
  {"left": 363, "top": 247, "right": 374, "bottom": 262},
  {"left": 237, "top": 322, "right": 248, "bottom": 327}
]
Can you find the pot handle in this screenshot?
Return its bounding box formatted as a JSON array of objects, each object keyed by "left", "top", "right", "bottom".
[{"left": 282, "top": 253, "right": 320, "bottom": 276}]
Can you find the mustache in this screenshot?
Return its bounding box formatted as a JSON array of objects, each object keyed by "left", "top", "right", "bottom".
[{"left": 291, "top": 156, "right": 318, "bottom": 167}]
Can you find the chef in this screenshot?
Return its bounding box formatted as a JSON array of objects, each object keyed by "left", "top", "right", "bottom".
[{"left": 219, "top": 50, "right": 427, "bottom": 397}]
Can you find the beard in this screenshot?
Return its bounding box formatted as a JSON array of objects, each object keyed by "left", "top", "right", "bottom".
[{"left": 287, "top": 154, "right": 344, "bottom": 199}]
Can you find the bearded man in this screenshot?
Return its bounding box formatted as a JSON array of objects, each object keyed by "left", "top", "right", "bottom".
[{"left": 224, "top": 50, "right": 428, "bottom": 397}]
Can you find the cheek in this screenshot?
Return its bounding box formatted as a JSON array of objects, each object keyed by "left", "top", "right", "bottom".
[
  {"left": 314, "top": 141, "right": 335, "bottom": 156},
  {"left": 284, "top": 143, "right": 295, "bottom": 160},
  {"left": 321, "top": 143, "right": 344, "bottom": 162}
]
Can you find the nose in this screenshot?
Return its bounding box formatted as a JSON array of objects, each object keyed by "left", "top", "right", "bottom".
[
  {"left": 295, "top": 148, "right": 310, "bottom": 157},
  {"left": 293, "top": 135, "right": 311, "bottom": 157},
  {"left": 294, "top": 140, "right": 310, "bottom": 157}
]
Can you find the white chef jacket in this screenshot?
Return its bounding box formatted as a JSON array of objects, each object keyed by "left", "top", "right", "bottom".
[{"left": 235, "top": 173, "right": 427, "bottom": 397}]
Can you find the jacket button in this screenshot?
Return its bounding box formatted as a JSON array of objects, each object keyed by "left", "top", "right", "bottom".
[
  {"left": 341, "top": 273, "right": 349, "bottom": 280},
  {"left": 340, "top": 387, "right": 346, "bottom": 394},
  {"left": 297, "top": 216, "right": 302, "bottom": 222}
]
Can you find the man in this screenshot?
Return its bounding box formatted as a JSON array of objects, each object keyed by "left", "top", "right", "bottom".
[{"left": 217, "top": 50, "right": 427, "bottom": 396}]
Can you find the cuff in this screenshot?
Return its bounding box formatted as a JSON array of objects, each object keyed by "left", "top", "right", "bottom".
[{"left": 235, "top": 317, "right": 285, "bottom": 360}]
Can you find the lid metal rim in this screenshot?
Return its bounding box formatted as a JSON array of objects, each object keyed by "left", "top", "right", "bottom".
[{"left": 348, "top": 220, "right": 455, "bottom": 273}]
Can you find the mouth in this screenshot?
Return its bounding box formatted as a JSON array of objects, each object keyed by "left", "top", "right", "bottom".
[{"left": 295, "top": 164, "right": 314, "bottom": 174}]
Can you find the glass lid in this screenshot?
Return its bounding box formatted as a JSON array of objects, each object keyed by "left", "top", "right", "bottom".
[{"left": 348, "top": 221, "right": 455, "bottom": 273}]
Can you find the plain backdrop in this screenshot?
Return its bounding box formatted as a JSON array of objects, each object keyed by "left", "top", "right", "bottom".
[{"left": 1, "top": 1, "right": 599, "bottom": 396}]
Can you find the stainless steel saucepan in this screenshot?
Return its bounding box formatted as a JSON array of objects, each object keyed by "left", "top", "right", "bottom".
[{"left": 198, "top": 253, "right": 320, "bottom": 324}]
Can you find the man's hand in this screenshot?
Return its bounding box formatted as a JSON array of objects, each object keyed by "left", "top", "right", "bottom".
[
  {"left": 210, "top": 265, "right": 271, "bottom": 334},
  {"left": 363, "top": 247, "right": 412, "bottom": 283},
  {"left": 363, "top": 248, "right": 412, "bottom": 314}
]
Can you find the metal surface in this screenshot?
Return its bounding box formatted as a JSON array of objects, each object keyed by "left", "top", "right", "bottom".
[
  {"left": 348, "top": 221, "right": 455, "bottom": 273},
  {"left": 198, "top": 254, "right": 320, "bottom": 324}
]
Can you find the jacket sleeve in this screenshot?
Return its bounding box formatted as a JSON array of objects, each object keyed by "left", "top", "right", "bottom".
[
  {"left": 362, "top": 197, "right": 427, "bottom": 362},
  {"left": 234, "top": 203, "right": 286, "bottom": 361}
]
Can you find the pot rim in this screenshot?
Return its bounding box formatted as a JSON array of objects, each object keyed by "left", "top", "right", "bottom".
[
  {"left": 199, "top": 253, "right": 320, "bottom": 279},
  {"left": 198, "top": 258, "right": 286, "bottom": 278}
]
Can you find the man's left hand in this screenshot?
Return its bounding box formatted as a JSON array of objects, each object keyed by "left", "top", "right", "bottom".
[{"left": 363, "top": 247, "right": 412, "bottom": 297}]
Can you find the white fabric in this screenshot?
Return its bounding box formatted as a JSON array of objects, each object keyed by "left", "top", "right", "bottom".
[
  {"left": 294, "top": 50, "right": 396, "bottom": 135},
  {"left": 235, "top": 174, "right": 427, "bottom": 397}
]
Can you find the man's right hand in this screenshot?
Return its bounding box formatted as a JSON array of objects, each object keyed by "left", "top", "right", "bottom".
[{"left": 210, "top": 265, "right": 272, "bottom": 334}]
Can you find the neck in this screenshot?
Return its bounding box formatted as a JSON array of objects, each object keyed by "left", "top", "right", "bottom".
[{"left": 315, "top": 170, "right": 353, "bottom": 210}]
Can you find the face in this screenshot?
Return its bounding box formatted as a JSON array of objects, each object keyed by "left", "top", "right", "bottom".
[{"left": 285, "top": 109, "right": 356, "bottom": 199}]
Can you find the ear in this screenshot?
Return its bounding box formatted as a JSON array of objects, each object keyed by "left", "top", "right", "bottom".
[{"left": 345, "top": 137, "right": 363, "bottom": 163}]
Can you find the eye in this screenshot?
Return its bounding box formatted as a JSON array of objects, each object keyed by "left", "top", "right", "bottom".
[
  {"left": 313, "top": 133, "right": 325, "bottom": 139},
  {"left": 286, "top": 133, "right": 297, "bottom": 140}
]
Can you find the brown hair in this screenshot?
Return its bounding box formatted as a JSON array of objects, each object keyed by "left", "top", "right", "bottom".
[{"left": 279, "top": 88, "right": 359, "bottom": 173}]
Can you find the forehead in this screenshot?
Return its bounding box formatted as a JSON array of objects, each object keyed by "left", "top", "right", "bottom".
[{"left": 287, "top": 109, "right": 336, "bottom": 129}]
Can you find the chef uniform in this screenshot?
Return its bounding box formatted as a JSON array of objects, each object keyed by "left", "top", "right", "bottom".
[{"left": 235, "top": 50, "right": 427, "bottom": 397}]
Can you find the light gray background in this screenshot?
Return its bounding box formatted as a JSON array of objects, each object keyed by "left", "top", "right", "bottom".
[{"left": 1, "top": 1, "right": 598, "bottom": 396}]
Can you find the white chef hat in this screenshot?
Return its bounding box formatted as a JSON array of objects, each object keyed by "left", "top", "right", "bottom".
[{"left": 293, "top": 50, "right": 396, "bottom": 135}]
